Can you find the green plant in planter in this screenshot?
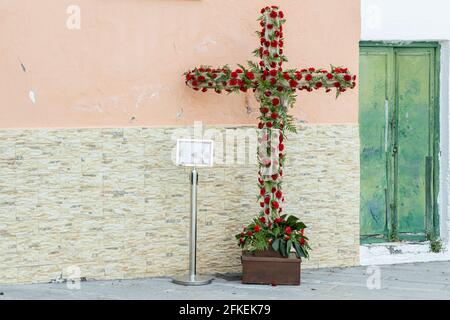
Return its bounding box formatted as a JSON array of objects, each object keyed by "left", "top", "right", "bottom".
[{"left": 235, "top": 214, "right": 311, "bottom": 258}]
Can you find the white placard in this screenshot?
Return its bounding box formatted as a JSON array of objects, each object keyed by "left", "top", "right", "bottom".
[{"left": 176, "top": 139, "right": 214, "bottom": 167}]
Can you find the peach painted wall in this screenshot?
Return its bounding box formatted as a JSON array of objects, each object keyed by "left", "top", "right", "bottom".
[{"left": 0, "top": 0, "right": 360, "bottom": 129}]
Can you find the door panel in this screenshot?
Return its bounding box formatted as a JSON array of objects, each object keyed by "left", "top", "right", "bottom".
[
  {"left": 359, "top": 48, "right": 392, "bottom": 239},
  {"left": 359, "top": 43, "right": 439, "bottom": 244},
  {"left": 395, "top": 49, "right": 433, "bottom": 240}
]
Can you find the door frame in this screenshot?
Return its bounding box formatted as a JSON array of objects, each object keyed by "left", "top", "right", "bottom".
[{"left": 359, "top": 41, "right": 441, "bottom": 243}]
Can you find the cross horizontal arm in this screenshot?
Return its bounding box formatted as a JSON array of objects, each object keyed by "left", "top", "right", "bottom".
[
  {"left": 185, "top": 65, "right": 356, "bottom": 95},
  {"left": 265, "top": 67, "right": 357, "bottom": 95},
  {"left": 185, "top": 65, "right": 258, "bottom": 93}
]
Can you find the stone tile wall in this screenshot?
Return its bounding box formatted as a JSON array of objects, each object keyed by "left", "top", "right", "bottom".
[{"left": 0, "top": 124, "right": 359, "bottom": 284}]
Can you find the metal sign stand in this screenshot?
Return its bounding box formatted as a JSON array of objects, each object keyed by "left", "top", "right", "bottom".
[{"left": 172, "top": 167, "right": 213, "bottom": 286}]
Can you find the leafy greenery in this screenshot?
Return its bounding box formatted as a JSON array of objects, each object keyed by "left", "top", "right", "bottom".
[{"left": 235, "top": 214, "right": 311, "bottom": 258}]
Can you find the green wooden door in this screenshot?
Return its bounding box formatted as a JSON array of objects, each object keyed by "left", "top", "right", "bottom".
[{"left": 359, "top": 43, "right": 439, "bottom": 243}]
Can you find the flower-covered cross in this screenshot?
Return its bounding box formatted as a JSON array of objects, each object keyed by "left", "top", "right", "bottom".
[{"left": 184, "top": 6, "right": 356, "bottom": 257}]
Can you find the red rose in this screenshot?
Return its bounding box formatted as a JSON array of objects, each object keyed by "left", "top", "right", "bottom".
[
  {"left": 279, "top": 144, "right": 284, "bottom": 151},
  {"left": 265, "top": 208, "right": 270, "bottom": 215},
  {"left": 246, "top": 72, "right": 255, "bottom": 80},
  {"left": 316, "top": 82, "right": 323, "bottom": 88},
  {"left": 308, "top": 67, "right": 315, "bottom": 72},
  {"left": 344, "top": 74, "right": 352, "bottom": 81},
  {"left": 305, "top": 74, "right": 313, "bottom": 81},
  {"left": 279, "top": 11, "right": 284, "bottom": 18},
  {"left": 240, "top": 238, "right": 244, "bottom": 244},
  {"left": 202, "top": 88, "right": 208, "bottom": 92},
  {"left": 260, "top": 202, "right": 265, "bottom": 208},
  {"left": 295, "top": 72, "right": 302, "bottom": 80},
  {"left": 267, "top": 24, "right": 274, "bottom": 30},
  {"left": 271, "top": 113, "right": 278, "bottom": 120},
  {"left": 231, "top": 72, "right": 238, "bottom": 78},
  {"left": 327, "top": 73, "right": 334, "bottom": 80},
  {"left": 264, "top": 197, "right": 270, "bottom": 204},
  {"left": 259, "top": 61, "right": 265, "bottom": 67},
  {"left": 186, "top": 74, "right": 191, "bottom": 81},
  {"left": 274, "top": 217, "right": 282, "bottom": 224},
  {"left": 229, "top": 79, "right": 237, "bottom": 86},
  {"left": 285, "top": 226, "right": 292, "bottom": 235},
  {"left": 260, "top": 107, "right": 269, "bottom": 113},
  {"left": 289, "top": 79, "right": 298, "bottom": 88},
  {"left": 264, "top": 91, "right": 271, "bottom": 97},
  {"left": 269, "top": 70, "right": 277, "bottom": 77},
  {"left": 261, "top": 8, "right": 266, "bottom": 14},
  {"left": 260, "top": 187, "right": 266, "bottom": 196},
  {"left": 271, "top": 40, "right": 278, "bottom": 47},
  {"left": 270, "top": 11, "right": 278, "bottom": 19},
  {"left": 266, "top": 122, "right": 273, "bottom": 128},
  {"left": 236, "top": 69, "right": 243, "bottom": 73},
  {"left": 283, "top": 73, "right": 290, "bottom": 80},
  {"left": 258, "top": 122, "right": 263, "bottom": 129},
  {"left": 240, "top": 87, "right": 247, "bottom": 92},
  {"left": 334, "top": 82, "right": 341, "bottom": 88},
  {"left": 272, "top": 98, "right": 280, "bottom": 106},
  {"left": 276, "top": 191, "right": 282, "bottom": 198},
  {"left": 271, "top": 187, "right": 276, "bottom": 193},
  {"left": 272, "top": 201, "right": 279, "bottom": 209},
  {"left": 259, "top": 217, "right": 266, "bottom": 223},
  {"left": 270, "top": 78, "right": 277, "bottom": 85},
  {"left": 271, "top": 174, "right": 278, "bottom": 180},
  {"left": 254, "top": 225, "right": 261, "bottom": 233},
  {"left": 248, "top": 231, "right": 254, "bottom": 236}
]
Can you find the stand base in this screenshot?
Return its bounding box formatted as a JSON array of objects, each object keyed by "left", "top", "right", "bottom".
[{"left": 172, "top": 275, "right": 213, "bottom": 286}]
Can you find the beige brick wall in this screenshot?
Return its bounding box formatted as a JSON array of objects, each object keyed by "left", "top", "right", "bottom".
[{"left": 0, "top": 124, "right": 359, "bottom": 284}]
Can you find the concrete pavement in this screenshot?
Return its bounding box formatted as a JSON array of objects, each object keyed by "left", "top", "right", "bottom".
[{"left": 1, "top": 261, "right": 450, "bottom": 300}]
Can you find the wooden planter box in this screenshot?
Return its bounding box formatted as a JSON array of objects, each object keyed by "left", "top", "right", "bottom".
[{"left": 241, "top": 250, "right": 301, "bottom": 285}]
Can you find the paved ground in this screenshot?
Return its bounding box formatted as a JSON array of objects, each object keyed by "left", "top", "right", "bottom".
[{"left": 1, "top": 261, "right": 450, "bottom": 300}]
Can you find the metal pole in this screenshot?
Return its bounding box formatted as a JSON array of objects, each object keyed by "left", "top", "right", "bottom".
[
  {"left": 172, "top": 168, "right": 212, "bottom": 286},
  {"left": 189, "top": 168, "right": 198, "bottom": 280}
]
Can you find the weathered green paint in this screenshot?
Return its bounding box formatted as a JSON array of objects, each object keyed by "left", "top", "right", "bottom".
[
  {"left": 359, "top": 42, "right": 440, "bottom": 243},
  {"left": 359, "top": 47, "right": 392, "bottom": 240},
  {"left": 395, "top": 48, "right": 433, "bottom": 240}
]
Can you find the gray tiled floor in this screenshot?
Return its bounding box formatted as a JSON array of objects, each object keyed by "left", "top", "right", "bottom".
[{"left": 1, "top": 261, "right": 450, "bottom": 300}]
